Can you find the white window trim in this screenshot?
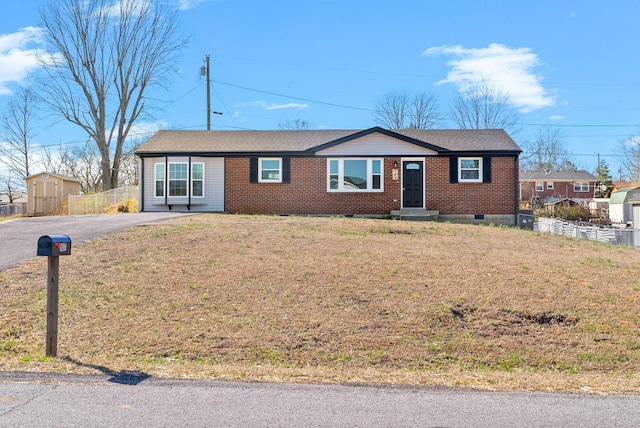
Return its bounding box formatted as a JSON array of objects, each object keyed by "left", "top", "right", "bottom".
[
  {"left": 154, "top": 163, "right": 165, "bottom": 198},
  {"left": 458, "top": 157, "right": 482, "bottom": 183},
  {"left": 168, "top": 162, "right": 188, "bottom": 197},
  {"left": 574, "top": 182, "right": 589, "bottom": 192},
  {"left": 547, "top": 182, "right": 554, "bottom": 190},
  {"left": 258, "top": 158, "right": 282, "bottom": 183},
  {"left": 191, "top": 163, "right": 205, "bottom": 198},
  {"left": 327, "top": 158, "right": 384, "bottom": 192},
  {"left": 535, "top": 181, "right": 543, "bottom": 192}
]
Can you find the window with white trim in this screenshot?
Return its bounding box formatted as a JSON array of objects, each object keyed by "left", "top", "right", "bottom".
[
  {"left": 547, "top": 182, "right": 554, "bottom": 189},
  {"left": 535, "top": 181, "right": 543, "bottom": 192},
  {"left": 155, "top": 163, "right": 165, "bottom": 197},
  {"left": 168, "top": 163, "right": 188, "bottom": 196},
  {"left": 327, "top": 159, "right": 383, "bottom": 192},
  {"left": 574, "top": 182, "right": 589, "bottom": 192},
  {"left": 192, "top": 163, "right": 204, "bottom": 197},
  {"left": 458, "top": 157, "right": 482, "bottom": 182},
  {"left": 258, "top": 158, "right": 282, "bottom": 183}
]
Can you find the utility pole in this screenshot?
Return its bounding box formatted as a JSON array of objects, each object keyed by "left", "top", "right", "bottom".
[
  {"left": 200, "top": 55, "right": 222, "bottom": 130},
  {"left": 204, "top": 55, "right": 211, "bottom": 130}
]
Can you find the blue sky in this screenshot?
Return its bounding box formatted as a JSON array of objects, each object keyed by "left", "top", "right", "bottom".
[{"left": 1, "top": 0, "right": 640, "bottom": 178}]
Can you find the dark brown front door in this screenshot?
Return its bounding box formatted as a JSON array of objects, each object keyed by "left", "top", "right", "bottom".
[{"left": 402, "top": 161, "right": 423, "bottom": 208}]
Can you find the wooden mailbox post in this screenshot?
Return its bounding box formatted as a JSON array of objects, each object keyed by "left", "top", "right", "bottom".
[{"left": 37, "top": 235, "right": 72, "bottom": 357}]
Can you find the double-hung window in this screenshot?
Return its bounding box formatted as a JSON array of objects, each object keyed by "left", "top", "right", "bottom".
[
  {"left": 535, "top": 181, "right": 544, "bottom": 192},
  {"left": 155, "top": 164, "right": 165, "bottom": 197},
  {"left": 191, "top": 163, "right": 204, "bottom": 197},
  {"left": 574, "top": 182, "right": 589, "bottom": 192},
  {"left": 168, "top": 163, "right": 188, "bottom": 196},
  {"left": 259, "top": 158, "right": 282, "bottom": 183},
  {"left": 327, "top": 159, "right": 383, "bottom": 192},
  {"left": 547, "top": 182, "right": 554, "bottom": 189},
  {"left": 458, "top": 158, "right": 482, "bottom": 183}
]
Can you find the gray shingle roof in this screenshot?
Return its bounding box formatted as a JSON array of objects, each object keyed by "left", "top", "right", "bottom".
[
  {"left": 135, "top": 127, "right": 521, "bottom": 155},
  {"left": 520, "top": 170, "right": 597, "bottom": 182}
]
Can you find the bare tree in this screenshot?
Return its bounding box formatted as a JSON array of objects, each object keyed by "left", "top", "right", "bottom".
[
  {"left": 0, "top": 87, "right": 39, "bottom": 181},
  {"left": 449, "top": 79, "right": 520, "bottom": 135},
  {"left": 0, "top": 174, "right": 25, "bottom": 203},
  {"left": 36, "top": 0, "right": 187, "bottom": 190},
  {"left": 117, "top": 140, "right": 141, "bottom": 187},
  {"left": 408, "top": 92, "right": 443, "bottom": 129},
  {"left": 278, "top": 118, "right": 311, "bottom": 130},
  {"left": 620, "top": 136, "right": 640, "bottom": 181},
  {"left": 374, "top": 91, "right": 443, "bottom": 130},
  {"left": 520, "top": 126, "right": 576, "bottom": 171},
  {"left": 374, "top": 91, "right": 410, "bottom": 130}
]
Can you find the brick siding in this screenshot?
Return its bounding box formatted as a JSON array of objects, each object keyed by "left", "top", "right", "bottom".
[
  {"left": 520, "top": 181, "right": 595, "bottom": 203},
  {"left": 225, "top": 156, "right": 517, "bottom": 215}
]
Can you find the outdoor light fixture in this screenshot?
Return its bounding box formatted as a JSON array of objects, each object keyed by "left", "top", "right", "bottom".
[{"left": 393, "top": 161, "right": 398, "bottom": 168}]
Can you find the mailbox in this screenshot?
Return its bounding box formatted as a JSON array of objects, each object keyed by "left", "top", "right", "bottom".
[{"left": 37, "top": 235, "right": 72, "bottom": 257}]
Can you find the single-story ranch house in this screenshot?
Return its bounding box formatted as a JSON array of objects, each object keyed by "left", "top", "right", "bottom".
[{"left": 135, "top": 127, "right": 522, "bottom": 225}]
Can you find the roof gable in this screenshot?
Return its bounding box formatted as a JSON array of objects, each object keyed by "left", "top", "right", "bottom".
[
  {"left": 310, "top": 127, "right": 447, "bottom": 154},
  {"left": 520, "top": 170, "right": 597, "bottom": 182},
  {"left": 314, "top": 129, "right": 441, "bottom": 156}
]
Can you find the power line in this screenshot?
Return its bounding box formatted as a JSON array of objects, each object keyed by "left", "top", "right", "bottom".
[{"left": 213, "top": 79, "right": 375, "bottom": 112}]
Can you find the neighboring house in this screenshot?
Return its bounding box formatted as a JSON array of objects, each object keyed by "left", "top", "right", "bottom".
[
  {"left": 520, "top": 170, "right": 598, "bottom": 208},
  {"left": 135, "top": 127, "right": 522, "bottom": 225},
  {"left": 25, "top": 172, "right": 81, "bottom": 216}
]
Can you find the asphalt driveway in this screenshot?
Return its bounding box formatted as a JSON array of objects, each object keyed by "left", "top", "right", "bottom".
[{"left": 0, "top": 212, "right": 192, "bottom": 271}]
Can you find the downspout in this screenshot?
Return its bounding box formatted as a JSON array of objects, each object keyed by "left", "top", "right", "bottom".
[
  {"left": 514, "top": 154, "right": 520, "bottom": 225},
  {"left": 165, "top": 156, "right": 169, "bottom": 208},
  {"left": 188, "top": 156, "right": 192, "bottom": 210},
  {"left": 139, "top": 157, "right": 145, "bottom": 212}
]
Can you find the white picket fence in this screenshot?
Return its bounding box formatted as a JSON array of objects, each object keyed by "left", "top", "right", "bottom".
[
  {"left": 68, "top": 186, "right": 138, "bottom": 215},
  {"left": 535, "top": 217, "right": 638, "bottom": 247}
]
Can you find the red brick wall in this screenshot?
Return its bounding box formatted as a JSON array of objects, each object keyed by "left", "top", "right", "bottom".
[
  {"left": 225, "top": 156, "right": 517, "bottom": 215},
  {"left": 425, "top": 157, "right": 516, "bottom": 215}
]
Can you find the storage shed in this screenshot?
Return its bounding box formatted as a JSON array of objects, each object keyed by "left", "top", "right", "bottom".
[
  {"left": 608, "top": 187, "right": 640, "bottom": 225},
  {"left": 25, "top": 172, "right": 81, "bottom": 216}
]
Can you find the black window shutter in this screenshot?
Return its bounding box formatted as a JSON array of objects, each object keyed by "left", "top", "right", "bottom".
[
  {"left": 483, "top": 156, "right": 492, "bottom": 183},
  {"left": 282, "top": 157, "right": 291, "bottom": 183},
  {"left": 249, "top": 156, "right": 258, "bottom": 183},
  {"left": 449, "top": 156, "right": 458, "bottom": 183}
]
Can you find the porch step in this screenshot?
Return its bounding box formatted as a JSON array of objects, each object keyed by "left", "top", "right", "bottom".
[{"left": 390, "top": 209, "right": 439, "bottom": 221}]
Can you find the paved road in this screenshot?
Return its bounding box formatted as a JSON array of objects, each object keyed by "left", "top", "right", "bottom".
[
  {"left": 0, "top": 372, "right": 638, "bottom": 427},
  {"left": 0, "top": 213, "right": 192, "bottom": 271}
]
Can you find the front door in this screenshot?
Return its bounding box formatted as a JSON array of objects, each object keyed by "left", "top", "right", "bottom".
[{"left": 402, "top": 160, "right": 424, "bottom": 208}]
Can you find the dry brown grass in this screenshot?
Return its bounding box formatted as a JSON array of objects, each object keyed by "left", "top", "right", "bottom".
[{"left": 1, "top": 214, "right": 640, "bottom": 392}]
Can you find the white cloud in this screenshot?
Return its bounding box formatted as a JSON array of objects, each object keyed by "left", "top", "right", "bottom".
[
  {"left": 236, "top": 101, "right": 309, "bottom": 110},
  {"left": 423, "top": 43, "right": 556, "bottom": 112},
  {"left": 178, "top": 0, "right": 209, "bottom": 10},
  {"left": 0, "top": 27, "right": 45, "bottom": 96},
  {"left": 549, "top": 115, "right": 564, "bottom": 121},
  {"left": 266, "top": 103, "right": 308, "bottom": 110}
]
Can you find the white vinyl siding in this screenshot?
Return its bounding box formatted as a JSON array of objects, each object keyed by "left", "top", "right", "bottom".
[
  {"left": 143, "top": 157, "right": 224, "bottom": 212},
  {"left": 317, "top": 132, "right": 436, "bottom": 156}
]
